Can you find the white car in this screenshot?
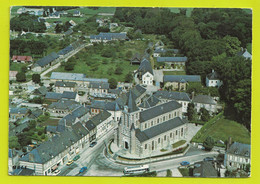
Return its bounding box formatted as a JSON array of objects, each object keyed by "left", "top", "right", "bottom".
[{"left": 53, "top": 169, "right": 61, "bottom": 176}]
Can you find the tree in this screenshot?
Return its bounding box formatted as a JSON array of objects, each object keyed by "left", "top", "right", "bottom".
[
  {"left": 16, "top": 72, "right": 26, "bottom": 82},
  {"left": 55, "top": 24, "right": 63, "bottom": 33},
  {"left": 187, "top": 103, "right": 195, "bottom": 121},
  {"left": 32, "top": 74, "right": 41, "bottom": 84},
  {"left": 166, "top": 169, "right": 172, "bottom": 177},
  {"left": 9, "top": 136, "right": 21, "bottom": 150},
  {"left": 124, "top": 72, "right": 133, "bottom": 83},
  {"left": 200, "top": 108, "right": 210, "bottom": 122},
  {"left": 125, "top": 51, "right": 133, "bottom": 59},
  {"left": 203, "top": 136, "right": 215, "bottom": 151},
  {"left": 21, "top": 66, "right": 27, "bottom": 73},
  {"left": 223, "top": 35, "right": 241, "bottom": 56},
  {"left": 115, "top": 66, "right": 123, "bottom": 75},
  {"left": 108, "top": 78, "right": 117, "bottom": 89}
]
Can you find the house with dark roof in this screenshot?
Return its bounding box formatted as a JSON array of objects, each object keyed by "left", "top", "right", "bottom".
[
  {"left": 73, "top": 10, "right": 81, "bottom": 17},
  {"left": 90, "top": 32, "right": 129, "bottom": 43},
  {"left": 85, "top": 110, "right": 113, "bottom": 141},
  {"left": 45, "top": 91, "right": 79, "bottom": 102},
  {"left": 130, "top": 53, "right": 143, "bottom": 65},
  {"left": 115, "top": 88, "right": 188, "bottom": 157},
  {"left": 163, "top": 75, "right": 201, "bottom": 91},
  {"left": 33, "top": 86, "right": 48, "bottom": 96},
  {"left": 193, "top": 161, "right": 218, "bottom": 177},
  {"left": 9, "top": 107, "right": 29, "bottom": 122},
  {"left": 153, "top": 91, "right": 191, "bottom": 113},
  {"left": 89, "top": 82, "right": 110, "bottom": 97},
  {"left": 135, "top": 58, "right": 154, "bottom": 86},
  {"left": 55, "top": 81, "right": 77, "bottom": 93},
  {"left": 47, "top": 99, "right": 80, "bottom": 117},
  {"left": 157, "top": 57, "right": 187, "bottom": 68},
  {"left": 192, "top": 94, "right": 218, "bottom": 114},
  {"left": 32, "top": 52, "right": 59, "bottom": 72},
  {"left": 153, "top": 48, "right": 179, "bottom": 57},
  {"left": 19, "top": 122, "right": 89, "bottom": 176},
  {"left": 138, "top": 95, "right": 160, "bottom": 110},
  {"left": 206, "top": 70, "right": 223, "bottom": 88},
  {"left": 8, "top": 149, "right": 20, "bottom": 173},
  {"left": 224, "top": 142, "right": 250, "bottom": 171}
]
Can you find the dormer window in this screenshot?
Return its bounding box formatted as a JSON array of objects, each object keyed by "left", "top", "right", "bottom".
[{"left": 245, "top": 151, "right": 249, "bottom": 157}]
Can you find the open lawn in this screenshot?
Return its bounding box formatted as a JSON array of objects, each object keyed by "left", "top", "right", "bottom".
[
  {"left": 192, "top": 114, "right": 251, "bottom": 145},
  {"left": 9, "top": 62, "right": 29, "bottom": 72},
  {"left": 163, "top": 71, "right": 186, "bottom": 75},
  {"left": 67, "top": 7, "right": 116, "bottom": 15}
]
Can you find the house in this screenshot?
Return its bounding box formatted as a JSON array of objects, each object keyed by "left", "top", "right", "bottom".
[
  {"left": 8, "top": 149, "right": 20, "bottom": 174},
  {"left": 19, "top": 122, "right": 89, "bottom": 176},
  {"left": 32, "top": 52, "right": 59, "bottom": 72},
  {"left": 28, "top": 109, "right": 43, "bottom": 119},
  {"left": 138, "top": 95, "right": 160, "bottom": 110},
  {"left": 50, "top": 72, "right": 108, "bottom": 91},
  {"left": 237, "top": 48, "right": 252, "bottom": 60},
  {"left": 17, "top": 7, "right": 44, "bottom": 16},
  {"left": 89, "top": 82, "right": 110, "bottom": 97},
  {"left": 85, "top": 110, "right": 113, "bottom": 140},
  {"left": 192, "top": 95, "right": 218, "bottom": 114},
  {"left": 135, "top": 58, "right": 154, "bottom": 86},
  {"left": 49, "top": 11, "right": 60, "bottom": 18},
  {"left": 154, "top": 40, "right": 164, "bottom": 50},
  {"left": 9, "top": 121, "right": 30, "bottom": 137},
  {"left": 55, "top": 81, "right": 77, "bottom": 93},
  {"left": 163, "top": 75, "right": 201, "bottom": 91},
  {"left": 45, "top": 91, "right": 79, "bottom": 102},
  {"left": 157, "top": 57, "right": 187, "bottom": 68},
  {"left": 109, "top": 23, "right": 118, "bottom": 29},
  {"left": 130, "top": 53, "right": 143, "bottom": 65},
  {"left": 44, "top": 22, "right": 52, "bottom": 29},
  {"left": 47, "top": 99, "right": 80, "bottom": 117},
  {"left": 9, "top": 71, "right": 18, "bottom": 80},
  {"left": 73, "top": 10, "right": 81, "bottom": 17},
  {"left": 193, "top": 161, "right": 218, "bottom": 177},
  {"left": 32, "top": 86, "right": 48, "bottom": 97},
  {"left": 9, "top": 107, "right": 29, "bottom": 122},
  {"left": 11, "top": 55, "right": 32, "bottom": 63},
  {"left": 224, "top": 142, "right": 250, "bottom": 171},
  {"left": 90, "top": 32, "right": 129, "bottom": 43},
  {"left": 153, "top": 48, "right": 179, "bottom": 57},
  {"left": 206, "top": 70, "right": 223, "bottom": 88},
  {"left": 115, "top": 90, "right": 188, "bottom": 157},
  {"left": 153, "top": 91, "right": 191, "bottom": 113},
  {"left": 69, "top": 20, "right": 77, "bottom": 27}
]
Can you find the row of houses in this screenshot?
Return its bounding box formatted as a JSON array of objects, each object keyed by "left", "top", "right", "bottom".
[{"left": 90, "top": 32, "right": 129, "bottom": 43}]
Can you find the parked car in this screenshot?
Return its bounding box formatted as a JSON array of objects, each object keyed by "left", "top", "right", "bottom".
[
  {"left": 53, "top": 169, "right": 61, "bottom": 175},
  {"left": 73, "top": 155, "right": 80, "bottom": 161},
  {"left": 79, "top": 166, "right": 88, "bottom": 173},
  {"left": 66, "top": 160, "right": 74, "bottom": 166},
  {"left": 203, "top": 157, "right": 214, "bottom": 162},
  {"left": 180, "top": 161, "right": 190, "bottom": 166},
  {"left": 90, "top": 141, "right": 97, "bottom": 147}
]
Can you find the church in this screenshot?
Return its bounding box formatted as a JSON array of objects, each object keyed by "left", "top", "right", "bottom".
[{"left": 115, "top": 88, "right": 188, "bottom": 158}]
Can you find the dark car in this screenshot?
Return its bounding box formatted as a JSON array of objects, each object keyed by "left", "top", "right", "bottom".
[
  {"left": 79, "top": 166, "right": 88, "bottom": 173},
  {"left": 203, "top": 157, "right": 214, "bottom": 162},
  {"left": 73, "top": 155, "right": 80, "bottom": 161},
  {"left": 90, "top": 141, "right": 97, "bottom": 147},
  {"left": 180, "top": 161, "right": 190, "bottom": 166}
]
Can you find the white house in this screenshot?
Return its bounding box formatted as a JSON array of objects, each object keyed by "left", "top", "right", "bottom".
[
  {"left": 192, "top": 95, "right": 218, "bottom": 114},
  {"left": 135, "top": 58, "right": 154, "bottom": 86},
  {"left": 206, "top": 70, "right": 223, "bottom": 88}
]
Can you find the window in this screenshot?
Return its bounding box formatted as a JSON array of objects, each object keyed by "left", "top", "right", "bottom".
[
  {"left": 158, "top": 138, "right": 160, "bottom": 143},
  {"left": 170, "top": 133, "right": 172, "bottom": 138},
  {"left": 157, "top": 119, "right": 159, "bottom": 124},
  {"left": 151, "top": 121, "right": 153, "bottom": 126},
  {"left": 174, "top": 112, "right": 176, "bottom": 117},
  {"left": 145, "top": 144, "right": 147, "bottom": 149},
  {"left": 164, "top": 135, "right": 166, "bottom": 141},
  {"left": 145, "top": 123, "right": 147, "bottom": 129},
  {"left": 176, "top": 130, "right": 178, "bottom": 135},
  {"left": 163, "top": 116, "right": 165, "bottom": 121},
  {"left": 169, "top": 114, "right": 171, "bottom": 119}
]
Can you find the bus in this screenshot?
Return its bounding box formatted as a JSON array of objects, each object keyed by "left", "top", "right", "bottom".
[{"left": 123, "top": 165, "right": 150, "bottom": 175}]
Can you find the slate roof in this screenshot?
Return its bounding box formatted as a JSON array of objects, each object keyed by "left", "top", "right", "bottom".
[
  {"left": 90, "top": 100, "right": 121, "bottom": 111},
  {"left": 227, "top": 142, "right": 250, "bottom": 158},
  {"left": 45, "top": 92, "right": 62, "bottom": 100},
  {"left": 57, "top": 45, "right": 73, "bottom": 55},
  {"left": 137, "top": 58, "right": 153, "bottom": 76},
  {"left": 50, "top": 72, "right": 108, "bottom": 83},
  {"left": 108, "top": 88, "right": 122, "bottom": 95},
  {"left": 20, "top": 122, "right": 89, "bottom": 164},
  {"left": 139, "top": 95, "right": 160, "bottom": 108},
  {"left": 207, "top": 70, "right": 220, "bottom": 80},
  {"left": 85, "top": 110, "right": 111, "bottom": 129},
  {"left": 126, "top": 90, "right": 139, "bottom": 113},
  {"left": 90, "top": 32, "right": 128, "bottom": 41},
  {"left": 36, "top": 52, "right": 59, "bottom": 67},
  {"left": 33, "top": 86, "right": 47, "bottom": 95},
  {"left": 193, "top": 161, "right": 218, "bottom": 177},
  {"left": 237, "top": 49, "right": 252, "bottom": 60},
  {"left": 9, "top": 122, "right": 29, "bottom": 136},
  {"left": 140, "top": 101, "right": 182, "bottom": 123},
  {"left": 28, "top": 109, "right": 43, "bottom": 119},
  {"left": 55, "top": 81, "right": 76, "bottom": 88},
  {"left": 89, "top": 82, "right": 110, "bottom": 89},
  {"left": 157, "top": 57, "right": 187, "bottom": 62},
  {"left": 163, "top": 75, "right": 201, "bottom": 83},
  {"left": 131, "top": 53, "right": 142, "bottom": 62},
  {"left": 62, "top": 91, "right": 77, "bottom": 100},
  {"left": 46, "top": 125, "right": 57, "bottom": 133},
  {"left": 10, "top": 107, "right": 28, "bottom": 114},
  {"left": 136, "top": 117, "right": 185, "bottom": 142},
  {"left": 193, "top": 95, "right": 217, "bottom": 105},
  {"left": 154, "top": 91, "right": 191, "bottom": 102},
  {"left": 48, "top": 99, "right": 80, "bottom": 110}
]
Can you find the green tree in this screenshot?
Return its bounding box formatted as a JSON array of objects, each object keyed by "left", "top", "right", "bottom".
[
  {"left": 115, "top": 66, "right": 123, "bottom": 75},
  {"left": 200, "top": 108, "right": 210, "bottom": 122},
  {"left": 203, "top": 136, "right": 215, "bottom": 151},
  {"left": 55, "top": 24, "right": 63, "bottom": 33},
  {"left": 125, "top": 51, "right": 133, "bottom": 59},
  {"left": 9, "top": 136, "right": 21, "bottom": 150},
  {"left": 166, "top": 169, "right": 172, "bottom": 177},
  {"left": 223, "top": 35, "right": 241, "bottom": 56},
  {"left": 21, "top": 66, "right": 27, "bottom": 73},
  {"left": 124, "top": 72, "right": 133, "bottom": 83},
  {"left": 187, "top": 103, "right": 195, "bottom": 121},
  {"left": 108, "top": 78, "right": 117, "bottom": 89},
  {"left": 16, "top": 72, "right": 26, "bottom": 82},
  {"left": 32, "top": 74, "right": 41, "bottom": 84}
]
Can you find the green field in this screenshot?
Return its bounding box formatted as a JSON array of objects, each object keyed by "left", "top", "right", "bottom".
[
  {"left": 192, "top": 114, "right": 251, "bottom": 145},
  {"left": 9, "top": 62, "right": 29, "bottom": 72},
  {"left": 67, "top": 7, "right": 116, "bottom": 15},
  {"left": 163, "top": 71, "right": 186, "bottom": 75}
]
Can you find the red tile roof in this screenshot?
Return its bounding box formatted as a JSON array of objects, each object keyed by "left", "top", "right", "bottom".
[{"left": 11, "top": 55, "right": 32, "bottom": 62}]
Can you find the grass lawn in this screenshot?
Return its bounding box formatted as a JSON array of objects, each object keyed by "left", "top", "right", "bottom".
[
  {"left": 192, "top": 115, "right": 251, "bottom": 145},
  {"left": 9, "top": 62, "right": 29, "bottom": 72},
  {"left": 163, "top": 71, "right": 186, "bottom": 75},
  {"left": 67, "top": 7, "right": 116, "bottom": 15},
  {"left": 172, "top": 140, "right": 186, "bottom": 149}
]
